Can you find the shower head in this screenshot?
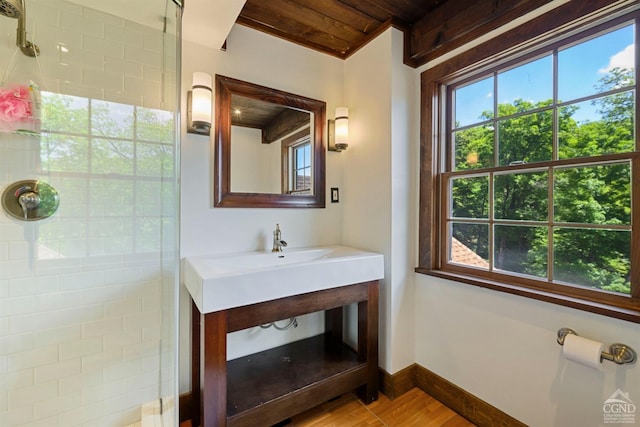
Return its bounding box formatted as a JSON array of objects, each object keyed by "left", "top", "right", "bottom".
[
  {"left": 0, "top": 0, "right": 23, "bottom": 19},
  {"left": 0, "top": 0, "right": 38, "bottom": 57}
]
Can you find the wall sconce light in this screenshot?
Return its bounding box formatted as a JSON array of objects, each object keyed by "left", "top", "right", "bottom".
[
  {"left": 187, "top": 72, "right": 212, "bottom": 135},
  {"left": 328, "top": 107, "right": 348, "bottom": 152}
]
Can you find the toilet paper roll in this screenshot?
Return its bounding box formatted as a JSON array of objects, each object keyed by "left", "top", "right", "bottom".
[{"left": 563, "top": 334, "right": 604, "bottom": 369}]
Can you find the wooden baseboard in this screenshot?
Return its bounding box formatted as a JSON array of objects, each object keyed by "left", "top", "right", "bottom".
[
  {"left": 179, "top": 392, "right": 191, "bottom": 423},
  {"left": 181, "top": 364, "right": 524, "bottom": 426},
  {"left": 415, "top": 365, "right": 526, "bottom": 427},
  {"left": 378, "top": 364, "right": 416, "bottom": 400}
]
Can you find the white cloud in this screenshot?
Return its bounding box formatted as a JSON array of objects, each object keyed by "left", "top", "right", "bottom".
[{"left": 599, "top": 44, "right": 635, "bottom": 73}]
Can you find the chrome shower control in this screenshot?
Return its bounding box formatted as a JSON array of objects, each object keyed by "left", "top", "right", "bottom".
[
  {"left": 2, "top": 180, "right": 59, "bottom": 221},
  {"left": 18, "top": 190, "right": 40, "bottom": 219}
]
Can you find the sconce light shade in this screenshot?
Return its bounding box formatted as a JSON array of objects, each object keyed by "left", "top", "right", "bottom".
[
  {"left": 328, "top": 106, "right": 349, "bottom": 152},
  {"left": 187, "top": 72, "right": 212, "bottom": 135}
]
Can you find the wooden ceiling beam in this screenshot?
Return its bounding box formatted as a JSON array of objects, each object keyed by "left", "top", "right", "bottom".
[
  {"left": 407, "top": 0, "right": 554, "bottom": 67},
  {"left": 262, "top": 109, "right": 310, "bottom": 144}
]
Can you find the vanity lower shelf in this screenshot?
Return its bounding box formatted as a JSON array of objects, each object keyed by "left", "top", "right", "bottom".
[
  {"left": 191, "top": 280, "right": 379, "bottom": 427},
  {"left": 227, "top": 334, "right": 366, "bottom": 423}
]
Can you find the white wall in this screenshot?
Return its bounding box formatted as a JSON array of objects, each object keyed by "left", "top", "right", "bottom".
[
  {"left": 229, "top": 126, "right": 279, "bottom": 193},
  {"left": 180, "top": 25, "right": 345, "bottom": 392},
  {"left": 180, "top": 23, "right": 419, "bottom": 394},
  {"left": 415, "top": 276, "right": 640, "bottom": 426},
  {"left": 180, "top": 24, "right": 344, "bottom": 257},
  {"left": 389, "top": 30, "right": 418, "bottom": 374},
  {"left": 342, "top": 28, "right": 417, "bottom": 373}
]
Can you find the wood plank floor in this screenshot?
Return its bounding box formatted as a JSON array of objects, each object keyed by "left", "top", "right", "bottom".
[{"left": 181, "top": 387, "right": 475, "bottom": 427}]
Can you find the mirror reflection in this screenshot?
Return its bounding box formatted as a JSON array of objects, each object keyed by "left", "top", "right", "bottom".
[
  {"left": 229, "top": 94, "right": 314, "bottom": 195},
  {"left": 214, "top": 75, "right": 326, "bottom": 208}
]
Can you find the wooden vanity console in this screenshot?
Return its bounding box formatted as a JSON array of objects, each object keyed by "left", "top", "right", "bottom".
[{"left": 191, "top": 280, "right": 379, "bottom": 427}]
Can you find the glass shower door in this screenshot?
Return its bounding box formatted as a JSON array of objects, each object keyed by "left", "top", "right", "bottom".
[{"left": 0, "top": 0, "right": 180, "bottom": 425}]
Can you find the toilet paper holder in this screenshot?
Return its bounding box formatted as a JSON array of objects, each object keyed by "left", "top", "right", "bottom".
[{"left": 557, "top": 328, "right": 636, "bottom": 365}]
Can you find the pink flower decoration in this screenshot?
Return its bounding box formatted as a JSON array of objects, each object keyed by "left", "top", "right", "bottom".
[{"left": 0, "top": 85, "right": 33, "bottom": 131}]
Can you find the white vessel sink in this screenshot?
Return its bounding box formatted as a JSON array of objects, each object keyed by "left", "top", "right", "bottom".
[{"left": 184, "top": 245, "right": 384, "bottom": 313}]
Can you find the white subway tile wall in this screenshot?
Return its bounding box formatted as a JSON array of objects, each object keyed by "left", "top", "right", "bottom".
[{"left": 0, "top": 0, "right": 178, "bottom": 425}]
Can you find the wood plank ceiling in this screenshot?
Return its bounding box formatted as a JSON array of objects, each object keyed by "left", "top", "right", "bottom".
[
  {"left": 235, "top": 0, "right": 558, "bottom": 68},
  {"left": 236, "top": 0, "right": 441, "bottom": 59}
]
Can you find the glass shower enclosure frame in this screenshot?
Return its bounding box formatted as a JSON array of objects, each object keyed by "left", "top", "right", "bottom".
[{"left": 0, "top": 0, "right": 181, "bottom": 425}]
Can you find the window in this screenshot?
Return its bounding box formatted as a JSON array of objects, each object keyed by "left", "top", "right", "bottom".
[{"left": 419, "top": 6, "right": 640, "bottom": 322}]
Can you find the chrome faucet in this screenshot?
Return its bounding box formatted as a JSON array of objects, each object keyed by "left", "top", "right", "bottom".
[{"left": 272, "top": 224, "right": 288, "bottom": 252}]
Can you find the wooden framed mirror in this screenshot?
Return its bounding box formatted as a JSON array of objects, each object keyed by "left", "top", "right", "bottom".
[{"left": 214, "top": 75, "right": 326, "bottom": 208}]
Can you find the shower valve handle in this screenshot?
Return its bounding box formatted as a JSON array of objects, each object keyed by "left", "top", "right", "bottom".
[
  {"left": 17, "top": 189, "right": 40, "bottom": 219},
  {"left": 2, "top": 180, "right": 59, "bottom": 222}
]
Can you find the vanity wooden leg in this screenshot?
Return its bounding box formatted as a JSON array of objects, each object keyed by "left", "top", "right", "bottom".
[
  {"left": 325, "top": 306, "right": 343, "bottom": 344},
  {"left": 357, "top": 281, "right": 379, "bottom": 403},
  {"left": 202, "top": 311, "right": 228, "bottom": 427}
]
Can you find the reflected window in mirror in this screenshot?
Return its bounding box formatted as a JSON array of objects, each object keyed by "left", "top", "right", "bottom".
[{"left": 281, "top": 128, "right": 312, "bottom": 195}]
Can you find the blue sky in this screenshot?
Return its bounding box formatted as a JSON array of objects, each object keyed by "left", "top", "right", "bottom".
[{"left": 454, "top": 24, "right": 635, "bottom": 128}]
